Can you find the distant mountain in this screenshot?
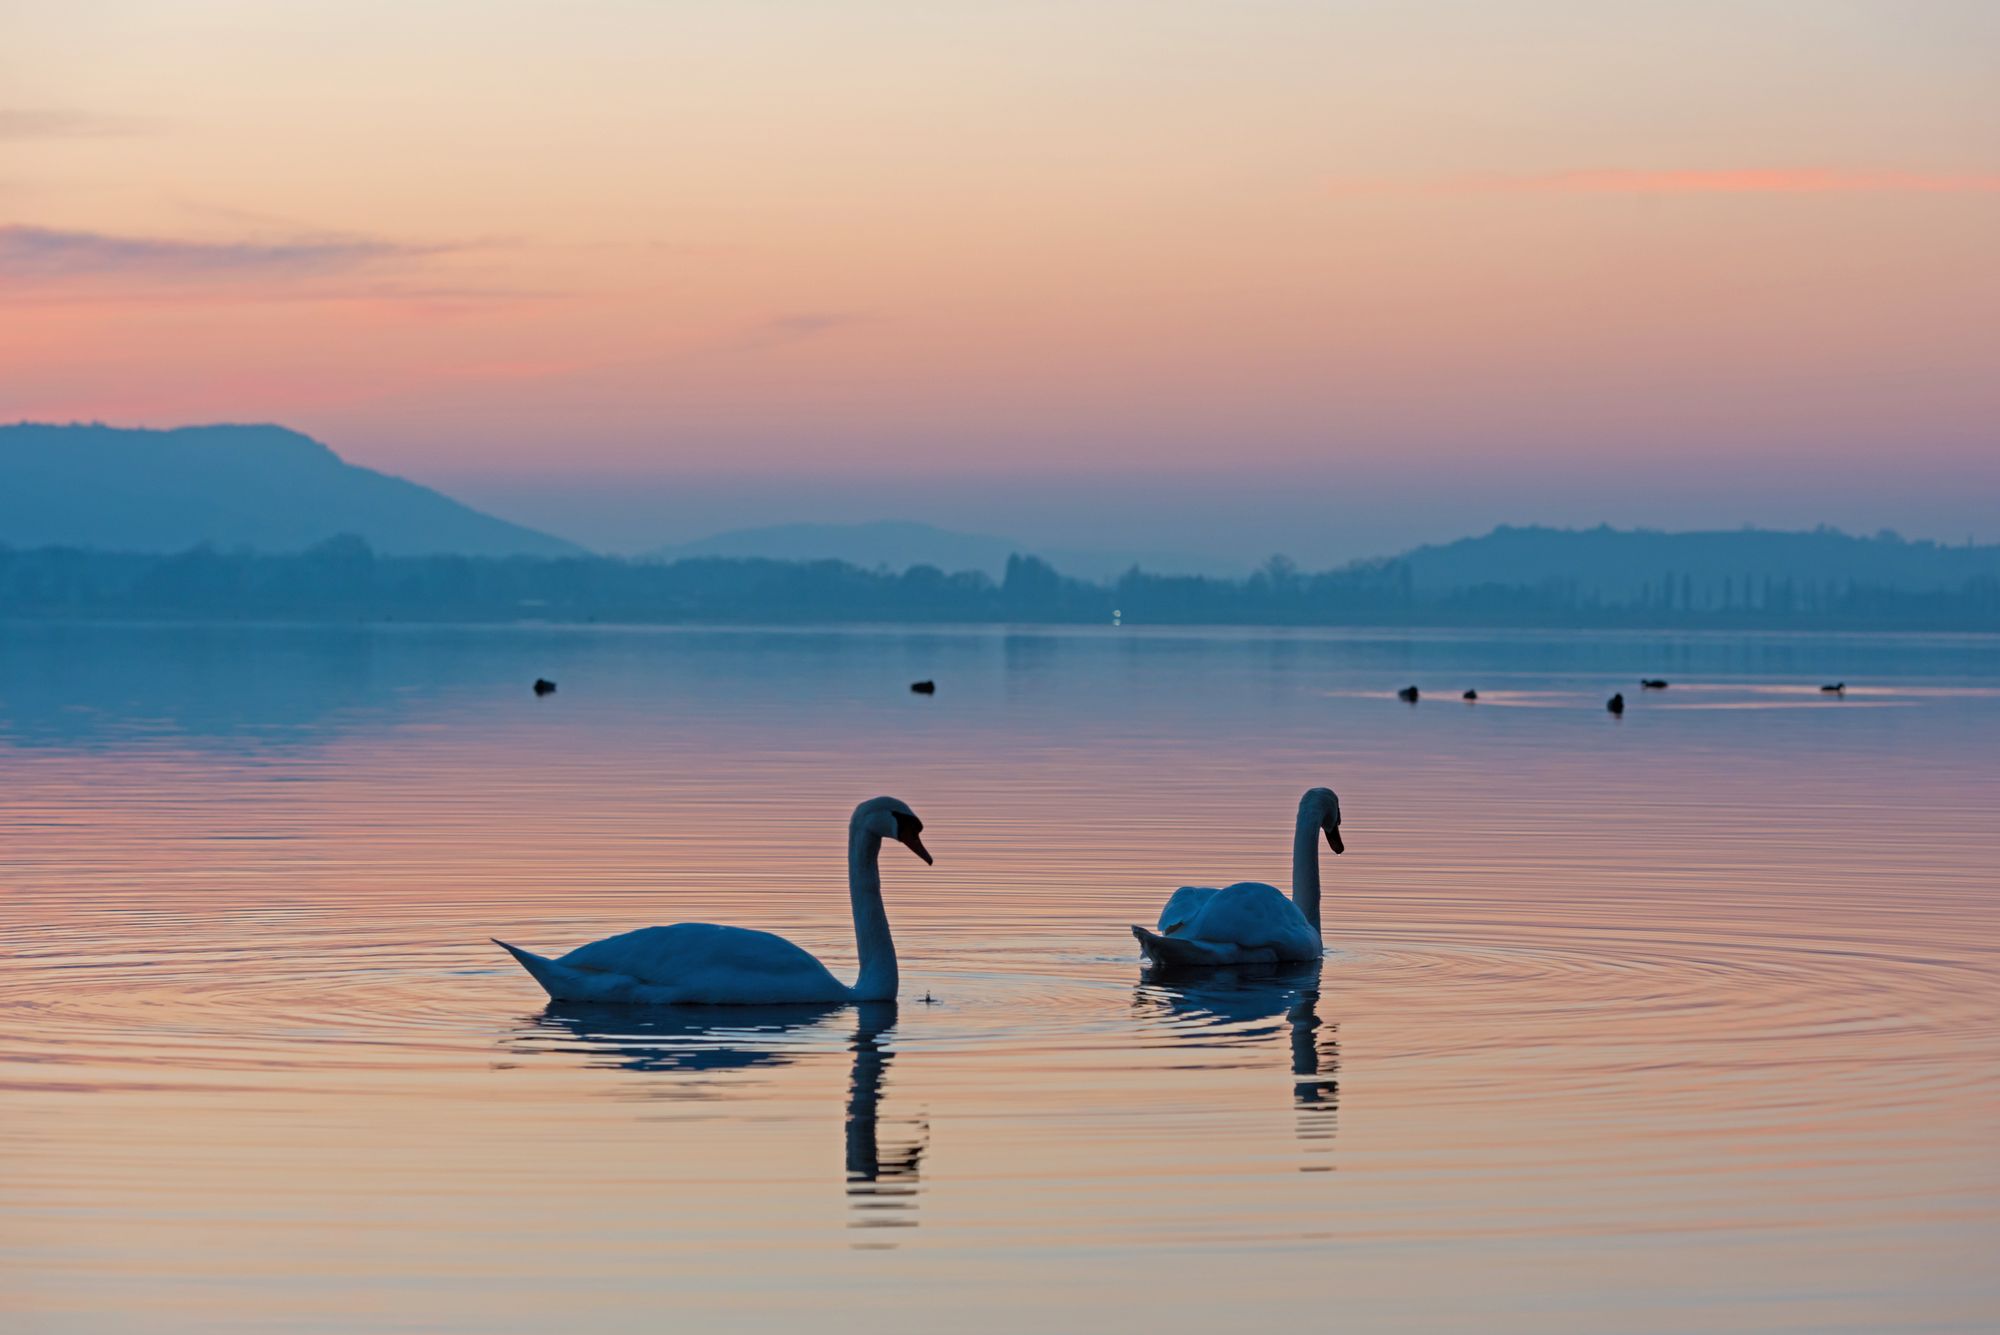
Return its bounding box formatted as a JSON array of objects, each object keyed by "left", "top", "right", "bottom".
[
  {"left": 0, "top": 423, "right": 583, "bottom": 557},
  {"left": 647, "top": 519, "right": 1230, "bottom": 581},
  {"left": 1400, "top": 524, "right": 2000, "bottom": 600}
]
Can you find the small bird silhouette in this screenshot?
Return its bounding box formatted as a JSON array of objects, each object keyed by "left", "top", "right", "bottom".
[
  {"left": 1641, "top": 679, "right": 1668, "bottom": 690},
  {"left": 1397, "top": 685, "right": 1420, "bottom": 703},
  {"left": 1821, "top": 682, "right": 1846, "bottom": 695},
  {"left": 1462, "top": 689, "right": 1478, "bottom": 701},
  {"left": 910, "top": 680, "right": 936, "bottom": 695},
  {"left": 1607, "top": 692, "right": 1625, "bottom": 716},
  {"left": 532, "top": 678, "right": 557, "bottom": 697}
]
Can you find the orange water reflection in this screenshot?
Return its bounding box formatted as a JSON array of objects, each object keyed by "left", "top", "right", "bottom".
[{"left": 2, "top": 625, "right": 1997, "bottom": 1331}]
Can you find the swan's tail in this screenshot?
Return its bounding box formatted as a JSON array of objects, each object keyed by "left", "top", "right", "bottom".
[
  {"left": 1131, "top": 924, "right": 1234, "bottom": 969},
  {"left": 493, "top": 938, "right": 565, "bottom": 999}
]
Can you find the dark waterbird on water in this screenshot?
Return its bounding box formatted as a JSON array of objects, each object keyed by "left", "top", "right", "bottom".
[
  {"left": 1607, "top": 692, "right": 1625, "bottom": 716},
  {"left": 910, "top": 679, "right": 936, "bottom": 695},
  {"left": 532, "top": 678, "right": 556, "bottom": 696},
  {"left": 1397, "top": 686, "right": 1419, "bottom": 703},
  {"left": 1822, "top": 682, "right": 1846, "bottom": 695},
  {"left": 1462, "top": 689, "right": 1478, "bottom": 701},
  {"left": 1641, "top": 679, "right": 1669, "bottom": 690}
]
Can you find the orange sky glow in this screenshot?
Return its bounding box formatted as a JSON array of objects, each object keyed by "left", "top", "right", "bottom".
[{"left": 4, "top": 1, "right": 1996, "bottom": 557}]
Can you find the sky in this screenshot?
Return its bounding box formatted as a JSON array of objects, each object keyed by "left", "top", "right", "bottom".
[{"left": 4, "top": 0, "right": 1998, "bottom": 565}]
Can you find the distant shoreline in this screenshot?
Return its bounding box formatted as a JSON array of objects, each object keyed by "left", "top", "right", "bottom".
[
  {"left": 7, "top": 614, "right": 1999, "bottom": 641},
  {"left": 3, "top": 538, "right": 1995, "bottom": 634}
]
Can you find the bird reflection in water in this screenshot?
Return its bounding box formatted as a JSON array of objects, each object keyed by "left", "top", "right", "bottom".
[
  {"left": 513, "top": 1000, "right": 926, "bottom": 1239},
  {"left": 844, "top": 1002, "right": 927, "bottom": 1244},
  {"left": 1134, "top": 961, "right": 1339, "bottom": 1169}
]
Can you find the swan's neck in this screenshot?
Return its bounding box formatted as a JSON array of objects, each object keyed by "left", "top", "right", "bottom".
[
  {"left": 1291, "top": 808, "right": 1323, "bottom": 936},
  {"left": 847, "top": 826, "right": 899, "bottom": 1001}
]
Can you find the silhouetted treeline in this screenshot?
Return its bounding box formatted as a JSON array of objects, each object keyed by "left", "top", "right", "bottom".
[
  {"left": 1404, "top": 523, "right": 2000, "bottom": 602},
  {"left": 1, "top": 538, "right": 1996, "bottom": 629}
]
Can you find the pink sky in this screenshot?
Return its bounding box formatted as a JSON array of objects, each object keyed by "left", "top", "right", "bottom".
[{"left": 4, "top": 1, "right": 1997, "bottom": 560}]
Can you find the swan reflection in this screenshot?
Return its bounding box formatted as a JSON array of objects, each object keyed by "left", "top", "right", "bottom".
[
  {"left": 513, "top": 1001, "right": 926, "bottom": 1237},
  {"left": 1134, "top": 962, "right": 1338, "bottom": 1167},
  {"left": 844, "top": 1003, "right": 926, "bottom": 1242}
]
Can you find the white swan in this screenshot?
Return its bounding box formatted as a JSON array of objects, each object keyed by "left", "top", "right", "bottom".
[
  {"left": 494, "top": 797, "right": 931, "bottom": 1005},
  {"left": 1132, "top": 787, "right": 1342, "bottom": 967}
]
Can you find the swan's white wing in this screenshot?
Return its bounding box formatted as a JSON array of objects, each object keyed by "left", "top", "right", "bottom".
[
  {"left": 1157, "top": 885, "right": 1219, "bottom": 934},
  {"left": 1133, "top": 923, "right": 1243, "bottom": 967},
  {"left": 1175, "top": 883, "right": 1321, "bottom": 962},
  {"left": 523, "top": 923, "right": 848, "bottom": 1005}
]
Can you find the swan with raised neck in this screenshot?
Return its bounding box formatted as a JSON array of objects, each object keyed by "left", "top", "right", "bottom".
[
  {"left": 1133, "top": 787, "right": 1343, "bottom": 968},
  {"left": 495, "top": 797, "right": 931, "bottom": 1006}
]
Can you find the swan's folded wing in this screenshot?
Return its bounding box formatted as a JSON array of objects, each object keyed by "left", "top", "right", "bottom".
[
  {"left": 560, "top": 923, "right": 817, "bottom": 977},
  {"left": 1132, "top": 924, "right": 1240, "bottom": 968},
  {"left": 1183, "top": 883, "right": 1319, "bottom": 958},
  {"left": 556, "top": 923, "right": 848, "bottom": 1004},
  {"left": 1157, "top": 885, "right": 1219, "bottom": 934}
]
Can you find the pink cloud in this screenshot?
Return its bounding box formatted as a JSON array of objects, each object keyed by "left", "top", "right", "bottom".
[{"left": 0, "top": 224, "right": 443, "bottom": 282}]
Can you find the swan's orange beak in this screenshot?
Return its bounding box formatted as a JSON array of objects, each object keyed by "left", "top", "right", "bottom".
[{"left": 1325, "top": 824, "right": 1345, "bottom": 855}]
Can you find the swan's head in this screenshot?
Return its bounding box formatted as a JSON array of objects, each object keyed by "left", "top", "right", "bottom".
[
  {"left": 854, "top": 796, "right": 933, "bottom": 865},
  {"left": 1300, "top": 787, "right": 1343, "bottom": 854}
]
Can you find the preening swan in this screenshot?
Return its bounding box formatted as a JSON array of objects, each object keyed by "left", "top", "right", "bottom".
[
  {"left": 1133, "top": 788, "right": 1342, "bottom": 968},
  {"left": 494, "top": 796, "right": 931, "bottom": 1005}
]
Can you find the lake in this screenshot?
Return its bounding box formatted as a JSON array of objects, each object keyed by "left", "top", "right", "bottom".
[{"left": 2, "top": 622, "right": 1996, "bottom": 1332}]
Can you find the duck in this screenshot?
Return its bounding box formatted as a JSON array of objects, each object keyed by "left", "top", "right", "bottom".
[
  {"left": 909, "top": 680, "right": 936, "bottom": 695},
  {"left": 1821, "top": 682, "right": 1846, "bottom": 695},
  {"left": 1607, "top": 692, "right": 1625, "bottom": 716},
  {"left": 494, "top": 797, "right": 931, "bottom": 1005},
  {"left": 1397, "top": 686, "right": 1419, "bottom": 703},
  {"left": 532, "top": 678, "right": 557, "bottom": 696},
  {"left": 1462, "top": 689, "right": 1479, "bottom": 701},
  {"left": 1640, "top": 679, "right": 1668, "bottom": 690},
  {"left": 1133, "top": 788, "right": 1342, "bottom": 968}
]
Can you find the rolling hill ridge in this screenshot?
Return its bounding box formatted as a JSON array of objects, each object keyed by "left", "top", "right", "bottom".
[{"left": 0, "top": 422, "right": 582, "bottom": 558}]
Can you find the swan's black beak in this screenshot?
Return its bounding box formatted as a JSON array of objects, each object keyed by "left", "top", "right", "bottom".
[
  {"left": 1325, "top": 824, "right": 1344, "bottom": 855},
  {"left": 893, "top": 811, "right": 934, "bottom": 865}
]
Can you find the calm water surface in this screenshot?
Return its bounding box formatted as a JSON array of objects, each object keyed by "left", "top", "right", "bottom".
[{"left": 2, "top": 623, "right": 1997, "bottom": 1332}]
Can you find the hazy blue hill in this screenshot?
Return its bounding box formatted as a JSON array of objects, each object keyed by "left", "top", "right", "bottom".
[
  {"left": 652, "top": 520, "right": 1019, "bottom": 573},
  {"left": 0, "top": 423, "right": 584, "bottom": 558},
  {"left": 648, "top": 519, "right": 1229, "bottom": 581},
  {"left": 1402, "top": 525, "right": 2000, "bottom": 603}
]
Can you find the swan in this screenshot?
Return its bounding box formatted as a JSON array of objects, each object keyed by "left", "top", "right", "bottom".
[
  {"left": 1132, "top": 787, "right": 1342, "bottom": 968},
  {"left": 494, "top": 796, "right": 931, "bottom": 1005}
]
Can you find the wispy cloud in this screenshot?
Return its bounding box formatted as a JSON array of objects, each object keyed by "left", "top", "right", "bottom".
[
  {"left": 0, "top": 224, "right": 446, "bottom": 281},
  {"left": 0, "top": 223, "right": 548, "bottom": 317},
  {"left": 1333, "top": 169, "right": 2000, "bottom": 197},
  {"left": 743, "top": 310, "right": 872, "bottom": 349},
  {"left": 0, "top": 108, "right": 147, "bottom": 140}
]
